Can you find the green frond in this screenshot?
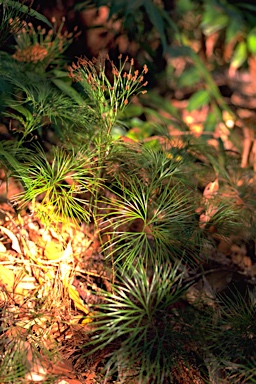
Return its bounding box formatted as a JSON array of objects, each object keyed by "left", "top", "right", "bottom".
[
  {"left": 0, "top": 140, "right": 23, "bottom": 173},
  {"left": 0, "top": 59, "right": 100, "bottom": 140},
  {"left": 13, "top": 145, "right": 102, "bottom": 225},
  {"left": 85, "top": 262, "right": 190, "bottom": 383},
  {"left": 101, "top": 169, "right": 200, "bottom": 269},
  {"left": 201, "top": 287, "right": 256, "bottom": 382},
  {"left": 105, "top": 140, "right": 194, "bottom": 186}
]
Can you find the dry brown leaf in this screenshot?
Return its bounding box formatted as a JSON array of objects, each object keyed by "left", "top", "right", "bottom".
[
  {"left": 48, "top": 358, "right": 77, "bottom": 378},
  {"left": 199, "top": 213, "right": 211, "bottom": 229},
  {"left": 0, "top": 261, "right": 36, "bottom": 304},
  {"left": 44, "top": 241, "right": 64, "bottom": 260},
  {"left": 16, "top": 275, "right": 37, "bottom": 291},
  {"left": 57, "top": 380, "right": 83, "bottom": 384},
  {"left": 26, "top": 240, "right": 39, "bottom": 258},
  {"left": 205, "top": 270, "right": 233, "bottom": 293},
  {"left": 199, "top": 179, "right": 219, "bottom": 228},
  {"left": 231, "top": 244, "right": 252, "bottom": 268},
  {"left": 203, "top": 178, "right": 219, "bottom": 199},
  {"left": 0, "top": 264, "right": 15, "bottom": 291},
  {"left": 186, "top": 270, "right": 232, "bottom": 310},
  {"left": 0, "top": 241, "right": 6, "bottom": 252},
  {"left": 199, "top": 203, "right": 218, "bottom": 228},
  {"left": 43, "top": 241, "right": 73, "bottom": 263},
  {"left": 0, "top": 225, "right": 21, "bottom": 253},
  {"left": 247, "top": 264, "right": 256, "bottom": 277},
  {"left": 66, "top": 283, "right": 90, "bottom": 315},
  {"left": 24, "top": 341, "right": 47, "bottom": 382}
]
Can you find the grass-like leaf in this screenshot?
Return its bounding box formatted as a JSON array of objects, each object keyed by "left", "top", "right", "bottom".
[
  {"left": 14, "top": 145, "right": 102, "bottom": 225},
  {"left": 85, "top": 262, "right": 191, "bottom": 383},
  {"left": 202, "top": 287, "right": 256, "bottom": 382},
  {"left": 101, "top": 169, "right": 199, "bottom": 269}
]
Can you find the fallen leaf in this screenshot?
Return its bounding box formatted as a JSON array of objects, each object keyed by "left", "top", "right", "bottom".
[
  {"left": 203, "top": 178, "right": 219, "bottom": 199},
  {"left": 231, "top": 244, "right": 252, "bottom": 268},
  {"left": 199, "top": 203, "right": 218, "bottom": 228},
  {"left": 44, "top": 241, "right": 64, "bottom": 260},
  {"left": 0, "top": 225, "right": 21, "bottom": 253},
  {"left": 45, "top": 241, "right": 73, "bottom": 262},
  {"left": 66, "top": 284, "right": 90, "bottom": 315},
  {"left": 57, "top": 380, "right": 82, "bottom": 384},
  {"left": 17, "top": 275, "right": 37, "bottom": 290},
  {"left": 205, "top": 270, "right": 233, "bottom": 293},
  {"left": 0, "top": 241, "right": 6, "bottom": 252},
  {"left": 47, "top": 358, "right": 77, "bottom": 378},
  {"left": 24, "top": 341, "right": 47, "bottom": 382},
  {"left": 0, "top": 264, "right": 15, "bottom": 291}
]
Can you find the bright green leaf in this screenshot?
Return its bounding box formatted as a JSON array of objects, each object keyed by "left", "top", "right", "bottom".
[
  {"left": 51, "top": 79, "right": 85, "bottom": 105},
  {"left": 112, "top": 125, "right": 127, "bottom": 138},
  {"left": 201, "top": 14, "right": 229, "bottom": 36},
  {"left": 230, "top": 41, "right": 247, "bottom": 70},
  {"left": 204, "top": 111, "right": 217, "bottom": 132},
  {"left": 187, "top": 89, "right": 210, "bottom": 112},
  {"left": 177, "top": 67, "right": 201, "bottom": 87},
  {"left": 247, "top": 27, "right": 256, "bottom": 54},
  {"left": 5, "top": 100, "right": 33, "bottom": 121},
  {"left": 52, "top": 69, "right": 71, "bottom": 78},
  {"left": 126, "top": 123, "right": 153, "bottom": 141},
  {"left": 201, "top": 4, "right": 229, "bottom": 36},
  {"left": 122, "top": 104, "right": 144, "bottom": 118}
]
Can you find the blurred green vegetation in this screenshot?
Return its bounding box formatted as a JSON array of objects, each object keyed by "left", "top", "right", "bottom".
[{"left": 73, "top": 0, "right": 256, "bottom": 146}]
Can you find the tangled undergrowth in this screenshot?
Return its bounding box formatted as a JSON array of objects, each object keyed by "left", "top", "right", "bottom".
[{"left": 0, "top": 1, "right": 256, "bottom": 383}]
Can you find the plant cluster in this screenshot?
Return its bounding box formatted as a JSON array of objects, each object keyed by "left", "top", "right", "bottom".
[
  {"left": 0, "top": 1, "right": 255, "bottom": 383},
  {"left": 0, "top": 0, "right": 52, "bottom": 48}
]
